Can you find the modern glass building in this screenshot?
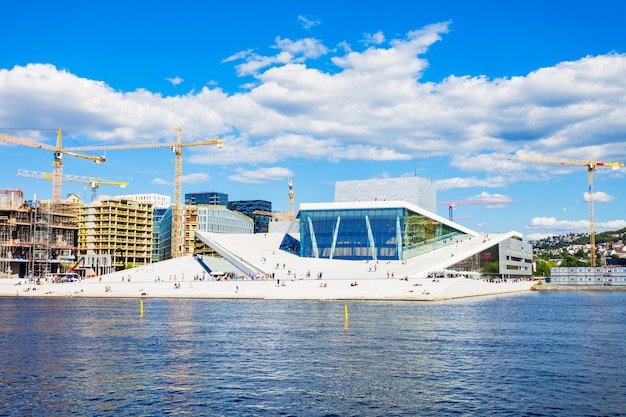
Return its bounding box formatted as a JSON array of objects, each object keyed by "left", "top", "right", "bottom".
[
  {"left": 275, "top": 200, "right": 532, "bottom": 277},
  {"left": 197, "top": 205, "right": 254, "bottom": 234},
  {"left": 193, "top": 199, "right": 533, "bottom": 280},
  {"left": 280, "top": 201, "right": 474, "bottom": 261},
  {"left": 156, "top": 207, "right": 172, "bottom": 261},
  {"left": 152, "top": 207, "right": 168, "bottom": 262},
  {"left": 228, "top": 200, "right": 272, "bottom": 233},
  {"left": 185, "top": 192, "right": 228, "bottom": 206}
]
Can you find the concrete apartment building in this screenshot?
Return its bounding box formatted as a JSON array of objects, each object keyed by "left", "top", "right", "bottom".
[
  {"left": 79, "top": 197, "right": 153, "bottom": 272},
  {"left": 181, "top": 205, "right": 198, "bottom": 257}
]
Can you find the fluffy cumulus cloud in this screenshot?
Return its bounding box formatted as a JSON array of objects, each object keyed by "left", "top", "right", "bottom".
[
  {"left": 182, "top": 173, "right": 210, "bottom": 184},
  {"left": 434, "top": 176, "right": 509, "bottom": 191},
  {"left": 152, "top": 173, "right": 209, "bottom": 185},
  {"left": 526, "top": 216, "right": 626, "bottom": 237},
  {"left": 583, "top": 191, "right": 614, "bottom": 202},
  {"left": 228, "top": 166, "right": 293, "bottom": 184},
  {"left": 2, "top": 23, "right": 626, "bottom": 185},
  {"left": 362, "top": 31, "right": 385, "bottom": 46}
]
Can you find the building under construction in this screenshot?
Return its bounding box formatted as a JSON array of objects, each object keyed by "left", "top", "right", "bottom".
[
  {"left": 78, "top": 197, "right": 153, "bottom": 274},
  {"left": 0, "top": 189, "right": 80, "bottom": 279}
]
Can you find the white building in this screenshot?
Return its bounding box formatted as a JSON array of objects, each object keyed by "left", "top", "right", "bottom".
[
  {"left": 334, "top": 177, "right": 437, "bottom": 213},
  {"left": 197, "top": 205, "right": 254, "bottom": 234},
  {"left": 550, "top": 267, "right": 626, "bottom": 286},
  {"left": 196, "top": 200, "right": 533, "bottom": 281},
  {"left": 115, "top": 193, "right": 171, "bottom": 209}
]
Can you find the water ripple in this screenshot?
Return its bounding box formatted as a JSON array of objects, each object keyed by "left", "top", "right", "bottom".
[{"left": 1, "top": 293, "right": 625, "bottom": 416}]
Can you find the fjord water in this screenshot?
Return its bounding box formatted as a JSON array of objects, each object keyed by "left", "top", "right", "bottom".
[{"left": 1, "top": 292, "right": 625, "bottom": 416}]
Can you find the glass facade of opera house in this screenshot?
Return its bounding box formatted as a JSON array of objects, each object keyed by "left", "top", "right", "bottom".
[
  {"left": 277, "top": 204, "right": 533, "bottom": 277},
  {"left": 280, "top": 206, "right": 471, "bottom": 261}
]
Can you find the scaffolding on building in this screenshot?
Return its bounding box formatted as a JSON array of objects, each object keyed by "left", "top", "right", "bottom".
[{"left": 0, "top": 189, "right": 80, "bottom": 279}]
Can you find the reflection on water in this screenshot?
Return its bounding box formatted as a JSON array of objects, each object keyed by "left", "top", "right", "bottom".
[{"left": 1, "top": 293, "right": 625, "bottom": 416}]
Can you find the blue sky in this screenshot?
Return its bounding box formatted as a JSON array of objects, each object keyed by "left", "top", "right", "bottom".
[{"left": 1, "top": 0, "right": 625, "bottom": 240}]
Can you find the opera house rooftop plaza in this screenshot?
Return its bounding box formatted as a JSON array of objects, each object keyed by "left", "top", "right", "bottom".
[{"left": 1, "top": 228, "right": 536, "bottom": 301}]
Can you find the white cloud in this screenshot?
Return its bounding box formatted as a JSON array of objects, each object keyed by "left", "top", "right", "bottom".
[
  {"left": 152, "top": 178, "right": 171, "bottom": 185},
  {"left": 526, "top": 216, "right": 626, "bottom": 234},
  {"left": 583, "top": 191, "right": 614, "bottom": 202},
  {"left": 166, "top": 76, "right": 184, "bottom": 86},
  {"left": 1, "top": 24, "right": 626, "bottom": 173},
  {"left": 298, "top": 15, "right": 320, "bottom": 29},
  {"left": 228, "top": 166, "right": 293, "bottom": 184},
  {"left": 362, "top": 31, "right": 385, "bottom": 46},
  {"left": 466, "top": 191, "right": 515, "bottom": 205},
  {"left": 434, "top": 176, "right": 508, "bottom": 191},
  {"left": 182, "top": 172, "right": 210, "bottom": 184},
  {"left": 222, "top": 49, "right": 254, "bottom": 63},
  {"left": 229, "top": 37, "right": 328, "bottom": 76},
  {"left": 275, "top": 37, "right": 328, "bottom": 60},
  {"left": 187, "top": 133, "right": 410, "bottom": 165},
  {"left": 152, "top": 172, "right": 209, "bottom": 186},
  {"left": 527, "top": 216, "right": 589, "bottom": 232}
]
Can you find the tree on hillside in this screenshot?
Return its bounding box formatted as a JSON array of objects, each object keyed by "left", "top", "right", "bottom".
[
  {"left": 560, "top": 252, "right": 588, "bottom": 267},
  {"left": 535, "top": 258, "right": 556, "bottom": 277}
]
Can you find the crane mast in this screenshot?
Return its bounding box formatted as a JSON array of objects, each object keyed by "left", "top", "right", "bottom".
[
  {"left": 494, "top": 154, "right": 623, "bottom": 266},
  {"left": 172, "top": 127, "right": 184, "bottom": 258}
]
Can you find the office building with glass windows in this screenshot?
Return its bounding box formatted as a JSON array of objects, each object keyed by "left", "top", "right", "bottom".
[
  {"left": 228, "top": 200, "right": 272, "bottom": 234},
  {"left": 185, "top": 192, "right": 228, "bottom": 206}
]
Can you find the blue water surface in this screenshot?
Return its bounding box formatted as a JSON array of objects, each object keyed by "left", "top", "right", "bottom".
[{"left": 1, "top": 291, "right": 625, "bottom": 416}]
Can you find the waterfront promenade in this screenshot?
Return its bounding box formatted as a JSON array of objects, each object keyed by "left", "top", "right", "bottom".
[{"left": 0, "top": 256, "right": 536, "bottom": 301}]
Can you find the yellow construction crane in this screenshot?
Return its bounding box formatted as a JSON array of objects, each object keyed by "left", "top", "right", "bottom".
[
  {"left": 64, "top": 127, "right": 223, "bottom": 258},
  {"left": 494, "top": 153, "right": 624, "bottom": 266},
  {"left": 17, "top": 169, "right": 128, "bottom": 202},
  {"left": 0, "top": 129, "right": 106, "bottom": 202}
]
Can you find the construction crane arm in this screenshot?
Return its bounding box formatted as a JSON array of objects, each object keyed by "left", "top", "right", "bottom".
[
  {"left": 0, "top": 133, "right": 57, "bottom": 151},
  {"left": 493, "top": 153, "right": 624, "bottom": 169},
  {"left": 64, "top": 137, "right": 224, "bottom": 152},
  {"left": 61, "top": 150, "right": 106, "bottom": 163},
  {"left": 94, "top": 180, "right": 128, "bottom": 187},
  {"left": 1, "top": 133, "right": 106, "bottom": 163},
  {"left": 18, "top": 169, "right": 127, "bottom": 187}
]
